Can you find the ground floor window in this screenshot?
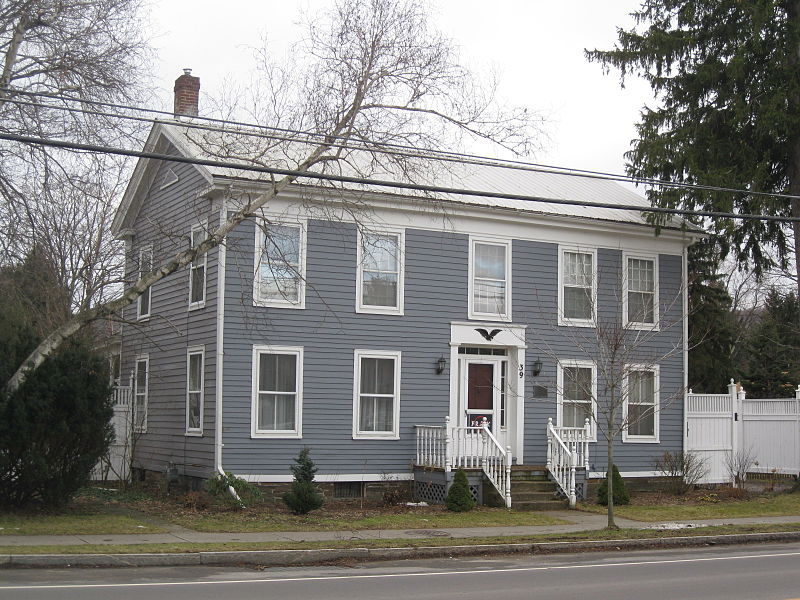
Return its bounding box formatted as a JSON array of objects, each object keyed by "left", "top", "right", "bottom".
[
  {"left": 252, "top": 345, "right": 303, "bottom": 438},
  {"left": 353, "top": 350, "right": 401, "bottom": 439}
]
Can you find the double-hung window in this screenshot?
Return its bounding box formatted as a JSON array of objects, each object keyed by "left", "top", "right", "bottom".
[
  {"left": 189, "top": 226, "right": 207, "bottom": 309},
  {"left": 558, "top": 360, "right": 595, "bottom": 438},
  {"left": 357, "top": 230, "right": 403, "bottom": 314},
  {"left": 137, "top": 246, "right": 153, "bottom": 320},
  {"left": 624, "top": 254, "right": 658, "bottom": 328},
  {"left": 353, "top": 350, "right": 400, "bottom": 439},
  {"left": 186, "top": 346, "right": 204, "bottom": 435},
  {"left": 624, "top": 365, "right": 659, "bottom": 442},
  {"left": 251, "top": 345, "right": 302, "bottom": 438},
  {"left": 254, "top": 222, "right": 305, "bottom": 308},
  {"left": 469, "top": 238, "right": 511, "bottom": 320},
  {"left": 559, "top": 247, "right": 595, "bottom": 326},
  {"left": 134, "top": 355, "right": 149, "bottom": 433}
]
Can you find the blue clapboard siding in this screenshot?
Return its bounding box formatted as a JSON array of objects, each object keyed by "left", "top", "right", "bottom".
[
  {"left": 221, "top": 219, "right": 685, "bottom": 477},
  {"left": 120, "top": 149, "right": 218, "bottom": 479}
]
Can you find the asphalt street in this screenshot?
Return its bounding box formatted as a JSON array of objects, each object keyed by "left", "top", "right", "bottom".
[{"left": 3, "top": 542, "right": 800, "bottom": 600}]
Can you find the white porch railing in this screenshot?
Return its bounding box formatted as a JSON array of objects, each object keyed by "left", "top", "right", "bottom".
[
  {"left": 546, "top": 417, "right": 591, "bottom": 508},
  {"left": 415, "top": 416, "right": 512, "bottom": 508}
]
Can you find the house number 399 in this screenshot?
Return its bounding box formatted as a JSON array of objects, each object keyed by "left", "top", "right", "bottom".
[{"left": 519, "top": 365, "right": 524, "bottom": 378}]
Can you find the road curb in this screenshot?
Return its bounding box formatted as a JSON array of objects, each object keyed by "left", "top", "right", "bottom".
[{"left": 3, "top": 530, "right": 800, "bottom": 568}]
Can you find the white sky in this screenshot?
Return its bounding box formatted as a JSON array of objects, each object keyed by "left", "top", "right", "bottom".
[{"left": 149, "top": 1, "right": 654, "bottom": 179}]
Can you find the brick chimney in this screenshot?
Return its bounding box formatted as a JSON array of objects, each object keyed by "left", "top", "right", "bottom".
[{"left": 173, "top": 68, "right": 200, "bottom": 117}]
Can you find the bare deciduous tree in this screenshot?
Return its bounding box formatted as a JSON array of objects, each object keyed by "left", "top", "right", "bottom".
[{"left": 3, "top": 0, "right": 546, "bottom": 394}]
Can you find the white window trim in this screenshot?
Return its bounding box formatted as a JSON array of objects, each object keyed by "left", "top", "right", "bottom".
[
  {"left": 251, "top": 345, "right": 303, "bottom": 439},
  {"left": 134, "top": 354, "right": 149, "bottom": 434},
  {"left": 352, "top": 349, "right": 401, "bottom": 440},
  {"left": 159, "top": 167, "right": 179, "bottom": 190},
  {"left": 622, "top": 251, "right": 659, "bottom": 331},
  {"left": 468, "top": 236, "right": 512, "bottom": 322},
  {"left": 253, "top": 220, "right": 307, "bottom": 309},
  {"left": 356, "top": 228, "right": 405, "bottom": 315},
  {"left": 556, "top": 359, "right": 597, "bottom": 442},
  {"left": 188, "top": 225, "right": 208, "bottom": 310},
  {"left": 558, "top": 246, "right": 597, "bottom": 327},
  {"left": 622, "top": 363, "right": 660, "bottom": 443},
  {"left": 186, "top": 346, "right": 205, "bottom": 436},
  {"left": 137, "top": 245, "right": 153, "bottom": 321}
]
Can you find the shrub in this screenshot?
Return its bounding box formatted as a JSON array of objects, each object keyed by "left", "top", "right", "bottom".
[
  {"left": 654, "top": 450, "right": 709, "bottom": 495},
  {"left": 597, "top": 464, "right": 630, "bottom": 506},
  {"left": 207, "top": 471, "right": 262, "bottom": 508},
  {"left": 283, "top": 448, "right": 324, "bottom": 514},
  {"left": 182, "top": 490, "right": 211, "bottom": 511},
  {"left": 446, "top": 469, "right": 476, "bottom": 512}
]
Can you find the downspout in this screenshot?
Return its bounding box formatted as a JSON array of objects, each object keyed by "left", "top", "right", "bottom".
[
  {"left": 214, "top": 196, "right": 241, "bottom": 504},
  {"left": 682, "top": 241, "right": 689, "bottom": 456}
]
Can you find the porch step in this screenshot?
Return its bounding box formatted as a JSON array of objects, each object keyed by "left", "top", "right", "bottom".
[
  {"left": 510, "top": 465, "right": 549, "bottom": 481},
  {"left": 509, "top": 467, "right": 568, "bottom": 511}
]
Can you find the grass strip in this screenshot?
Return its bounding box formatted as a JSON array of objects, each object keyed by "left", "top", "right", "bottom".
[
  {"left": 0, "top": 514, "right": 164, "bottom": 536},
  {"left": 2, "top": 523, "right": 799, "bottom": 555}
]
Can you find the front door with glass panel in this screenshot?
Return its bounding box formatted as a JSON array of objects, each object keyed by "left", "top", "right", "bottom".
[{"left": 459, "top": 356, "right": 509, "bottom": 450}]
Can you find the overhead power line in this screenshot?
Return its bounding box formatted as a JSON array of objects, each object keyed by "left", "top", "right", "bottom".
[
  {"left": 5, "top": 88, "right": 800, "bottom": 203},
  {"left": 1, "top": 130, "right": 797, "bottom": 224}
]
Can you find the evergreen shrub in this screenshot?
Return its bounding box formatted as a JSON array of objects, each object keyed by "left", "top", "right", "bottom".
[
  {"left": 445, "top": 468, "right": 476, "bottom": 512},
  {"left": 597, "top": 464, "right": 630, "bottom": 506},
  {"left": 282, "top": 448, "right": 324, "bottom": 514}
]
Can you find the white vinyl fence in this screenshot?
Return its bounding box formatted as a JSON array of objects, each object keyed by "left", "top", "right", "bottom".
[
  {"left": 686, "top": 381, "right": 800, "bottom": 484},
  {"left": 91, "top": 377, "right": 133, "bottom": 482}
]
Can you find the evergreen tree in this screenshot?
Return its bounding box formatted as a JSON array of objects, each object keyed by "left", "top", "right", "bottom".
[
  {"left": 742, "top": 289, "right": 800, "bottom": 397},
  {"left": 597, "top": 465, "right": 630, "bottom": 507},
  {"left": 282, "top": 448, "right": 324, "bottom": 515},
  {"left": 445, "top": 469, "right": 476, "bottom": 512},
  {"left": 687, "top": 242, "right": 739, "bottom": 392},
  {"left": 0, "top": 252, "right": 113, "bottom": 509},
  {"left": 587, "top": 1, "right": 800, "bottom": 289}
]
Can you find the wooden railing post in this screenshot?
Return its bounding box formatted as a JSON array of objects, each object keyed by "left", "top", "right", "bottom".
[
  {"left": 444, "top": 415, "right": 452, "bottom": 473},
  {"left": 569, "top": 450, "right": 577, "bottom": 508},
  {"left": 505, "top": 445, "right": 512, "bottom": 508},
  {"left": 583, "top": 417, "right": 591, "bottom": 470},
  {"left": 546, "top": 417, "right": 553, "bottom": 470}
]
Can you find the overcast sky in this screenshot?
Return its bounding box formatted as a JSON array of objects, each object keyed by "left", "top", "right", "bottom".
[{"left": 149, "top": 1, "right": 654, "bottom": 180}]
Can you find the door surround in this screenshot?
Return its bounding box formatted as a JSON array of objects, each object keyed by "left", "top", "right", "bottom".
[{"left": 449, "top": 321, "right": 527, "bottom": 463}]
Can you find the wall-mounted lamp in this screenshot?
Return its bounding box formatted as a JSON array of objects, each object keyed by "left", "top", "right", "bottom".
[
  {"left": 436, "top": 355, "right": 447, "bottom": 375},
  {"left": 531, "top": 357, "right": 543, "bottom": 377}
]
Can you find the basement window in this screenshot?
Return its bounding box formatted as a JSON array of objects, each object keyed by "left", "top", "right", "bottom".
[{"left": 334, "top": 482, "right": 363, "bottom": 499}]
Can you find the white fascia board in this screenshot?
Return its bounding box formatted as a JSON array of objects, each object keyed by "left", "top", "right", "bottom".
[
  {"left": 217, "top": 182, "right": 697, "bottom": 255},
  {"left": 112, "top": 122, "right": 215, "bottom": 236}
]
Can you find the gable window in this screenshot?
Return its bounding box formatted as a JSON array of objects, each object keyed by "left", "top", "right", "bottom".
[
  {"left": 134, "top": 355, "right": 149, "bottom": 433},
  {"left": 254, "top": 222, "right": 305, "bottom": 308},
  {"left": 189, "top": 226, "right": 207, "bottom": 309},
  {"left": 624, "top": 255, "right": 658, "bottom": 328},
  {"left": 557, "top": 360, "right": 595, "bottom": 439},
  {"left": 160, "top": 167, "right": 179, "bottom": 190},
  {"left": 624, "top": 365, "right": 659, "bottom": 442},
  {"left": 137, "top": 246, "right": 153, "bottom": 320},
  {"left": 559, "top": 248, "right": 595, "bottom": 326},
  {"left": 251, "top": 345, "right": 302, "bottom": 438},
  {"left": 357, "top": 230, "right": 404, "bottom": 314},
  {"left": 353, "top": 350, "right": 401, "bottom": 439},
  {"left": 186, "top": 347, "right": 204, "bottom": 435},
  {"left": 469, "top": 239, "right": 511, "bottom": 320}
]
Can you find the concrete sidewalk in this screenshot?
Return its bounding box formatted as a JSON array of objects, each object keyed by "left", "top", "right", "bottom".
[{"left": 3, "top": 512, "right": 800, "bottom": 548}]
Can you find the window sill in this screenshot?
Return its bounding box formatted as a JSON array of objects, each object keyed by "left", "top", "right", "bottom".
[
  {"left": 623, "top": 321, "right": 660, "bottom": 332},
  {"left": 352, "top": 433, "right": 400, "bottom": 440},
  {"left": 185, "top": 431, "right": 203, "bottom": 437},
  {"left": 468, "top": 312, "right": 512, "bottom": 323},
  {"left": 136, "top": 315, "right": 151, "bottom": 322},
  {"left": 188, "top": 302, "right": 206, "bottom": 312},
  {"left": 622, "top": 436, "right": 660, "bottom": 444},
  {"left": 356, "top": 305, "right": 404, "bottom": 316},
  {"left": 253, "top": 299, "right": 305, "bottom": 310},
  {"left": 558, "top": 318, "right": 595, "bottom": 328},
  {"left": 251, "top": 431, "right": 302, "bottom": 439}
]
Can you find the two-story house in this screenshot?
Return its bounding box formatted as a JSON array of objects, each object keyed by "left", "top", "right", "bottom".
[{"left": 110, "top": 73, "right": 696, "bottom": 507}]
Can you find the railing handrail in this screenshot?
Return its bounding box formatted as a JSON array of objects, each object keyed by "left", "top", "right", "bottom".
[{"left": 548, "top": 420, "right": 572, "bottom": 455}]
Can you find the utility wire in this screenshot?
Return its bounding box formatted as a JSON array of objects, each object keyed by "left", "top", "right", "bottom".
[
  {"left": 6, "top": 87, "right": 800, "bottom": 203},
  {"left": 1, "top": 130, "right": 797, "bottom": 224}
]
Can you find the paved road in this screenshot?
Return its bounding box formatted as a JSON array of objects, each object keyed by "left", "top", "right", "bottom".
[{"left": 3, "top": 542, "right": 800, "bottom": 599}]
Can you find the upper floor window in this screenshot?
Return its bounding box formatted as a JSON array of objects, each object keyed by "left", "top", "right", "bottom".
[
  {"left": 134, "top": 355, "right": 149, "bottom": 433},
  {"left": 353, "top": 350, "right": 401, "bottom": 439},
  {"left": 189, "top": 226, "right": 207, "bottom": 309},
  {"left": 624, "top": 254, "right": 658, "bottom": 329},
  {"left": 251, "top": 345, "right": 303, "bottom": 438},
  {"left": 186, "top": 346, "right": 204, "bottom": 436},
  {"left": 559, "top": 247, "right": 595, "bottom": 326},
  {"left": 623, "top": 365, "right": 659, "bottom": 443},
  {"left": 137, "top": 246, "right": 153, "bottom": 320},
  {"left": 254, "top": 222, "right": 305, "bottom": 309},
  {"left": 469, "top": 238, "right": 511, "bottom": 320},
  {"left": 357, "top": 230, "right": 404, "bottom": 314}
]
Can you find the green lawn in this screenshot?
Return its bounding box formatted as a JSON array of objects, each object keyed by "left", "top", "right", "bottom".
[
  {"left": 579, "top": 492, "right": 800, "bottom": 522},
  {"left": 1, "top": 522, "right": 797, "bottom": 555},
  {"left": 166, "top": 506, "right": 570, "bottom": 533},
  {"left": 0, "top": 513, "right": 164, "bottom": 535}
]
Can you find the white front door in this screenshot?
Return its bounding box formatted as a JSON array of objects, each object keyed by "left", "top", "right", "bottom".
[{"left": 459, "top": 356, "right": 509, "bottom": 450}]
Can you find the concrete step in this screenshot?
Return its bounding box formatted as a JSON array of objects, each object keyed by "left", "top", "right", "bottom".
[
  {"left": 511, "top": 480, "right": 555, "bottom": 492},
  {"left": 512, "top": 499, "right": 569, "bottom": 511},
  {"left": 511, "top": 490, "right": 560, "bottom": 502}
]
